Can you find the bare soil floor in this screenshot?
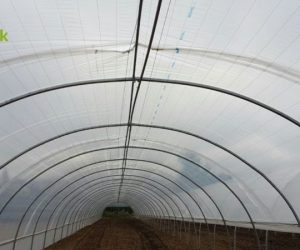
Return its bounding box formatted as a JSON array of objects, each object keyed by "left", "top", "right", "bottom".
[
  {"left": 46, "top": 218, "right": 189, "bottom": 250},
  {"left": 46, "top": 218, "right": 300, "bottom": 250}
]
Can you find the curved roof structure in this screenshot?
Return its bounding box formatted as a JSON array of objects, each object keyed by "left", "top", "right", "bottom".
[{"left": 0, "top": 0, "right": 300, "bottom": 249}]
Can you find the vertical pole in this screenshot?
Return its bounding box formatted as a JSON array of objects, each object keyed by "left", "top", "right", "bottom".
[
  {"left": 159, "top": 217, "right": 162, "bottom": 231},
  {"left": 199, "top": 222, "right": 201, "bottom": 250},
  {"left": 184, "top": 220, "right": 188, "bottom": 245},
  {"left": 174, "top": 218, "right": 176, "bottom": 236},
  {"left": 265, "top": 230, "right": 268, "bottom": 250},
  {"left": 159, "top": 217, "right": 161, "bottom": 230},
  {"left": 183, "top": 218, "right": 187, "bottom": 237},
  {"left": 213, "top": 224, "right": 216, "bottom": 250},
  {"left": 233, "top": 226, "right": 237, "bottom": 250},
  {"left": 60, "top": 225, "right": 64, "bottom": 240},
  {"left": 179, "top": 219, "right": 182, "bottom": 239},
  {"left": 66, "top": 222, "right": 70, "bottom": 237},
  {"left": 31, "top": 235, "right": 35, "bottom": 250},
  {"left": 188, "top": 220, "right": 191, "bottom": 245},
  {"left": 167, "top": 219, "right": 169, "bottom": 233},
  {"left": 193, "top": 221, "right": 197, "bottom": 250}
]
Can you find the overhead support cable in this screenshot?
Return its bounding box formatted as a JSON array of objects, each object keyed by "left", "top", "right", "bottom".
[
  {"left": 119, "top": 0, "right": 163, "bottom": 201},
  {"left": 119, "top": 0, "right": 144, "bottom": 202}
]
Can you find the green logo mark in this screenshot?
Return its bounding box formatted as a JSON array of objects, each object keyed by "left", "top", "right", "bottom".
[{"left": 0, "top": 29, "right": 8, "bottom": 42}]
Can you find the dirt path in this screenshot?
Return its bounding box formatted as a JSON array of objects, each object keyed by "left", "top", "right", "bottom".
[
  {"left": 46, "top": 218, "right": 300, "bottom": 250},
  {"left": 46, "top": 218, "right": 180, "bottom": 250}
]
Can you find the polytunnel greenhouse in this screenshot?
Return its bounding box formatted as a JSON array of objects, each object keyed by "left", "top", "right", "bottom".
[{"left": 0, "top": 0, "right": 300, "bottom": 249}]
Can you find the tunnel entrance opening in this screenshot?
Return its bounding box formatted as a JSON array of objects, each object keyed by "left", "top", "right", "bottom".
[{"left": 102, "top": 206, "right": 134, "bottom": 218}]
